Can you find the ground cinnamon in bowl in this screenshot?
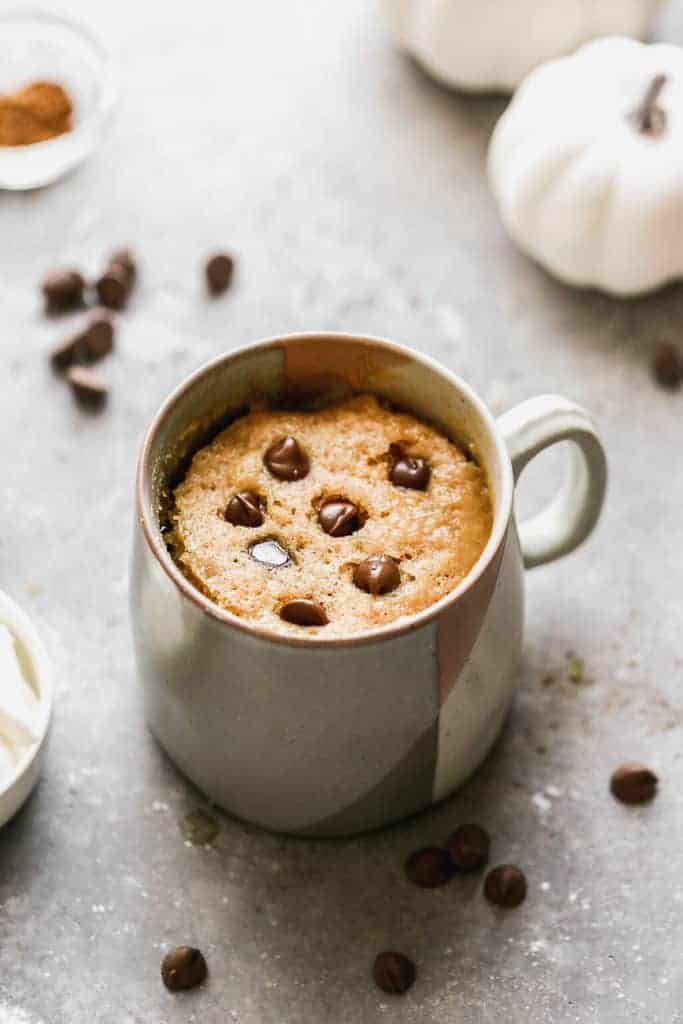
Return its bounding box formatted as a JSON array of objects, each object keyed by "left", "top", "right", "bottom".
[{"left": 0, "top": 81, "right": 73, "bottom": 146}]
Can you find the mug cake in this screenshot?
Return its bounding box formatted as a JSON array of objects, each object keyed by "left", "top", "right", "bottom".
[{"left": 167, "top": 394, "right": 492, "bottom": 638}]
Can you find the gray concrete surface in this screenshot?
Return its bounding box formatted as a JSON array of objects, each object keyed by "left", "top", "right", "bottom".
[{"left": 1, "top": 1, "right": 682, "bottom": 1021}]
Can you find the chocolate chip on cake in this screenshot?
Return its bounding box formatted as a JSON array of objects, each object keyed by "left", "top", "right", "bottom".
[
  {"left": 249, "top": 538, "right": 291, "bottom": 567},
  {"left": 405, "top": 847, "right": 454, "bottom": 888},
  {"left": 318, "top": 498, "right": 362, "bottom": 537},
  {"left": 263, "top": 436, "right": 310, "bottom": 481},
  {"left": 388, "top": 443, "right": 431, "bottom": 491},
  {"left": 66, "top": 366, "right": 108, "bottom": 408},
  {"left": 652, "top": 342, "right": 683, "bottom": 390},
  {"left": 373, "top": 952, "right": 416, "bottom": 995},
  {"left": 279, "top": 599, "right": 328, "bottom": 627},
  {"left": 610, "top": 762, "right": 658, "bottom": 805},
  {"left": 484, "top": 865, "right": 527, "bottom": 908},
  {"left": 445, "top": 824, "right": 490, "bottom": 871},
  {"left": 206, "top": 252, "right": 234, "bottom": 295},
  {"left": 225, "top": 491, "right": 265, "bottom": 528},
  {"left": 42, "top": 269, "right": 85, "bottom": 313},
  {"left": 353, "top": 555, "right": 400, "bottom": 596},
  {"left": 161, "top": 946, "right": 207, "bottom": 992}
]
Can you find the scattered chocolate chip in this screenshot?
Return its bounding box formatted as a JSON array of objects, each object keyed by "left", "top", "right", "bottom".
[
  {"left": 484, "top": 865, "right": 527, "bottom": 908},
  {"left": 42, "top": 269, "right": 85, "bottom": 313},
  {"left": 108, "top": 247, "right": 136, "bottom": 286},
  {"left": 280, "top": 599, "right": 328, "bottom": 627},
  {"left": 249, "top": 538, "right": 291, "bottom": 567},
  {"left": 353, "top": 554, "right": 400, "bottom": 596},
  {"left": 225, "top": 491, "right": 265, "bottom": 528},
  {"left": 84, "top": 313, "right": 115, "bottom": 360},
  {"left": 610, "top": 763, "right": 658, "bottom": 805},
  {"left": 50, "top": 313, "right": 115, "bottom": 372},
  {"left": 206, "top": 252, "right": 234, "bottom": 295},
  {"left": 652, "top": 342, "right": 683, "bottom": 390},
  {"left": 264, "top": 436, "right": 309, "bottom": 481},
  {"left": 405, "top": 847, "right": 454, "bottom": 888},
  {"left": 388, "top": 443, "right": 431, "bottom": 490},
  {"left": 373, "top": 952, "right": 416, "bottom": 995},
  {"left": 161, "top": 946, "right": 207, "bottom": 992},
  {"left": 318, "top": 498, "right": 361, "bottom": 537},
  {"left": 446, "top": 824, "right": 490, "bottom": 871},
  {"left": 66, "top": 366, "right": 108, "bottom": 408},
  {"left": 50, "top": 331, "right": 87, "bottom": 372},
  {"left": 96, "top": 266, "right": 129, "bottom": 310},
  {"left": 179, "top": 809, "right": 220, "bottom": 846}
]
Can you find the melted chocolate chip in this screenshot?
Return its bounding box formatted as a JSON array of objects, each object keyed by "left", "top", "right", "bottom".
[
  {"left": 484, "top": 865, "right": 527, "bottom": 908},
  {"left": 445, "top": 824, "right": 490, "bottom": 871},
  {"left": 318, "top": 498, "right": 361, "bottom": 537},
  {"left": 280, "top": 599, "right": 328, "bottom": 627},
  {"left": 610, "top": 763, "right": 658, "bottom": 805},
  {"left": 353, "top": 555, "right": 400, "bottom": 596},
  {"left": 264, "top": 436, "right": 310, "bottom": 481},
  {"left": 405, "top": 847, "right": 454, "bottom": 888},
  {"left": 373, "top": 952, "right": 416, "bottom": 995},
  {"left": 225, "top": 491, "right": 265, "bottom": 528},
  {"left": 388, "top": 443, "right": 430, "bottom": 491},
  {"left": 161, "top": 946, "right": 207, "bottom": 991},
  {"left": 249, "top": 538, "right": 291, "bottom": 567}
]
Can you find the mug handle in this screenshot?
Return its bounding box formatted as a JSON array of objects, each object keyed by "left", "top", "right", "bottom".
[{"left": 497, "top": 395, "right": 607, "bottom": 569}]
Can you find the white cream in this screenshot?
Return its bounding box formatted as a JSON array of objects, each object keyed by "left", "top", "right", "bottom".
[{"left": 0, "top": 624, "right": 41, "bottom": 786}]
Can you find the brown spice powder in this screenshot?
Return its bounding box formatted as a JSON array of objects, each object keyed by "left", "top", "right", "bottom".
[{"left": 0, "top": 81, "right": 73, "bottom": 146}]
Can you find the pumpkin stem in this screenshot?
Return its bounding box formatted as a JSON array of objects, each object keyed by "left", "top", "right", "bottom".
[{"left": 630, "top": 73, "right": 668, "bottom": 136}]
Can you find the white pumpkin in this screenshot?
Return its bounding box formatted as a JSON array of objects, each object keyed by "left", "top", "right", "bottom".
[
  {"left": 381, "top": 0, "right": 663, "bottom": 93},
  {"left": 489, "top": 38, "right": 683, "bottom": 297}
]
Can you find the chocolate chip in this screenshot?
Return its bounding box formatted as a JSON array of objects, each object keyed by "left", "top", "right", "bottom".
[
  {"left": 96, "top": 266, "right": 130, "bottom": 310},
  {"left": 405, "top": 847, "right": 454, "bottom": 888},
  {"left": 225, "top": 491, "right": 265, "bottom": 528},
  {"left": 108, "top": 247, "right": 136, "bottom": 285},
  {"left": 652, "top": 342, "right": 683, "bottom": 390},
  {"left": 42, "top": 270, "right": 85, "bottom": 313},
  {"left": 66, "top": 366, "right": 108, "bottom": 408},
  {"left": 161, "top": 946, "right": 207, "bottom": 992},
  {"left": 264, "top": 436, "right": 309, "bottom": 481},
  {"left": 373, "top": 952, "right": 416, "bottom": 995},
  {"left": 280, "top": 599, "right": 328, "bottom": 627},
  {"left": 388, "top": 443, "right": 431, "bottom": 490},
  {"left": 353, "top": 555, "right": 400, "bottom": 595},
  {"left": 445, "top": 824, "right": 490, "bottom": 871},
  {"left": 249, "top": 538, "right": 291, "bottom": 567},
  {"left": 484, "top": 865, "right": 527, "bottom": 908},
  {"left": 206, "top": 252, "right": 234, "bottom": 295},
  {"left": 50, "top": 332, "right": 87, "bottom": 372},
  {"left": 610, "top": 763, "right": 658, "bottom": 805},
  {"left": 318, "top": 498, "right": 361, "bottom": 537},
  {"left": 50, "top": 313, "right": 114, "bottom": 373}
]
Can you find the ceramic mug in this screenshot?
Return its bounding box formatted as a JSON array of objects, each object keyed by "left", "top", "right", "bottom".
[{"left": 131, "top": 333, "right": 606, "bottom": 837}]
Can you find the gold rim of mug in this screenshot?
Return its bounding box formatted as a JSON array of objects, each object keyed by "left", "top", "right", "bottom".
[{"left": 135, "top": 332, "right": 515, "bottom": 648}]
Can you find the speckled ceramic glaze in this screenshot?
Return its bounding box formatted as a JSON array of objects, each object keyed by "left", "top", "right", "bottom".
[{"left": 131, "top": 333, "right": 606, "bottom": 836}]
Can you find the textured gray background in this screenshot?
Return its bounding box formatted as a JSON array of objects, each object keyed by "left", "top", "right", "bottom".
[{"left": 1, "top": 1, "right": 682, "bottom": 1021}]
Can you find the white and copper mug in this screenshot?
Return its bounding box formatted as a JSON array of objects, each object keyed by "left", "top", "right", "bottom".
[{"left": 131, "top": 333, "right": 607, "bottom": 837}]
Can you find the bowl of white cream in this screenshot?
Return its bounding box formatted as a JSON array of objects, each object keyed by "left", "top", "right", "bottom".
[{"left": 0, "top": 588, "right": 52, "bottom": 828}]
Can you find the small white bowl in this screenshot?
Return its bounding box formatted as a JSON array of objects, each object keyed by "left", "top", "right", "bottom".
[
  {"left": 0, "top": 588, "right": 53, "bottom": 828},
  {"left": 0, "top": 8, "right": 118, "bottom": 190}
]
